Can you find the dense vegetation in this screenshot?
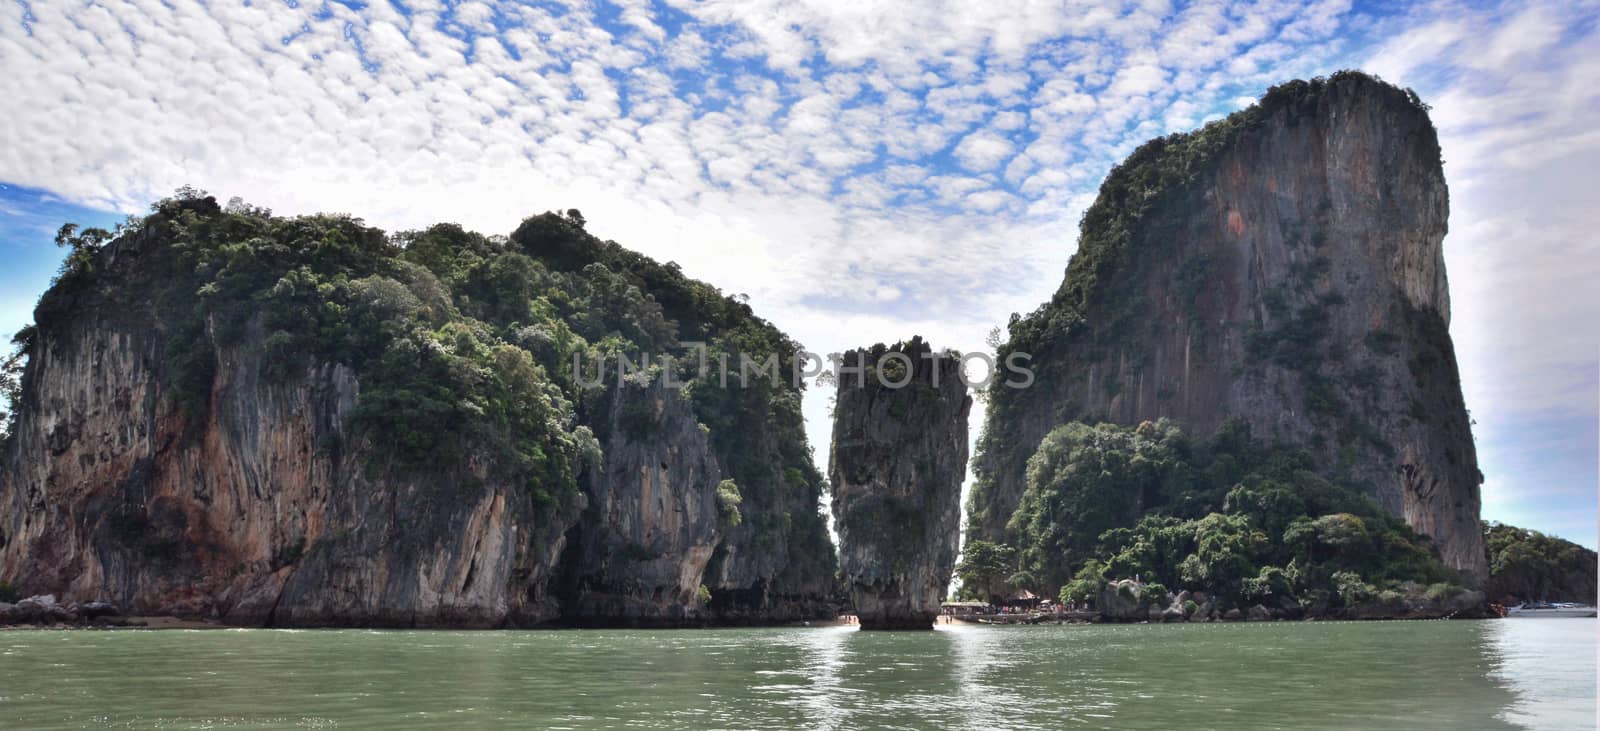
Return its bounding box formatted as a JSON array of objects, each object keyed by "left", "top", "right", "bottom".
[
  {"left": 958, "top": 419, "right": 1461, "bottom": 611},
  {"left": 1484, "top": 523, "right": 1597, "bottom": 603},
  {"left": 14, "top": 189, "right": 835, "bottom": 590}
]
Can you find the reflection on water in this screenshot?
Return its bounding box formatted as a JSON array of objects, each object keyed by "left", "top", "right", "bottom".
[
  {"left": 0, "top": 620, "right": 1592, "bottom": 729},
  {"left": 950, "top": 622, "right": 1031, "bottom": 727},
  {"left": 1485, "top": 619, "right": 1598, "bottom": 729},
  {"left": 784, "top": 626, "right": 849, "bottom": 729}
]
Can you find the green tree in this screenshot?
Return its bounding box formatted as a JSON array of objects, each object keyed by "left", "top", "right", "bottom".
[
  {"left": 988, "top": 415, "right": 1456, "bottom": 609},
  {"left": 955, "top": 540, "right": 1017, "bottom": 600},
  {"left": 0, "top": 349, "right": 22, "bottom": 444},
  {"left": 716, "top": 479, "right": 743, "bottom": 527},
  {"left": 1008, "top": 420, "right": 1188, "bottom": 594},
  {"left": 52, "top": 223, "right": 113, "bottom": 286},
  {"left": 1223, "top": 476, "right": 1306, "bottom": 540},
  {"left": 1059, "top": 559, "right": 1107, "bottom": 605}
]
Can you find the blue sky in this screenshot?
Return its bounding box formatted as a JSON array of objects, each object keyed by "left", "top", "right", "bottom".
[{"left": 1, "top": 0, "right": 1595, "bottom": 548}]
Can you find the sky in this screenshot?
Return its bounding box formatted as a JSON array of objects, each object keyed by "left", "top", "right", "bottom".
[{"left": 0, "top": 0, "right": 1595, "bottom": 548}]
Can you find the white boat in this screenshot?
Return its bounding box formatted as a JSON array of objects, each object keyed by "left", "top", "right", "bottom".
[{"left": 1505, "top": 602, "right": 1597, "bottom": 618}]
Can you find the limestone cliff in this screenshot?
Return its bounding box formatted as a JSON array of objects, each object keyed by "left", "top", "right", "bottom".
[
  {"left": 555, "top": 381, "right": 723, "bottom": 625},
  {"left": 0, "top": 224, "right": 558, "bottom": 626},
  {"left": 830, "top": 339, "right": 969, "bottom": 629},
  {"left": 0, "top": 196, "right": 837, "bottom": 625},
  {"left": 510, "top": 215, "right": 839, "bottom": 624},
  {"left": 970, "top": 72, "right": 1486, "bottom": 583}
]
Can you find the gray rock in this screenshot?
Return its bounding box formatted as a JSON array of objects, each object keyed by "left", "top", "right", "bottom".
[
  {"left": 1223, "top": 608, "right": 1243, "bottom": 621},
  {"left": 22, "top": 593, "right": 57, "bottom": 607},
  {"left": 557, "top": 380, "right": 724, "bottom": 626},
  {"left": 830, "top": 339, "right": 970, "bottom": 630},
  {"left": 1098, "top": 579, "right": 1146, "bottom": 622},
  {"left": 8, "top": 595, "right": 71, "bottom": 624},
  {"left": 81, "top": 601, "right": 120, "bottom": 619},
  {"left": 1247, "top": 604, "right": 1272, "bottom": 622}
]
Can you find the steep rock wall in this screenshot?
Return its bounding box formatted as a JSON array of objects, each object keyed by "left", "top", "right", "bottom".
[
  {"left": 830, "top": 339, "right": 970, "bottom": 629},
  {"left": 556, "top": 381, "right": 723, "bottom": 625},
  {"left": 971, "top": 73, "right": 1486, "bottom": 582}
]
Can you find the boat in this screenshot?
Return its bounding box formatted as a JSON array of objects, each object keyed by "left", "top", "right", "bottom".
[{"left": 1505, "top": 602, "right": 1597, "bottom": 618}]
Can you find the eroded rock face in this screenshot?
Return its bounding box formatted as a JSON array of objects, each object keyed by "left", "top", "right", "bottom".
[
  {"left": 0, "top": 226, "right": 586, "bottom": 627},
  {"left": 829, "top": 339, "right": 970, "bottom": 629},
  {"left": 971, "top": 73, "right": 1486, "bottom": 583},
  {"left": 0, "top": 282, "right": 572, "bottom": 627},
  {"left": 556, "top": 381, "right": 723, "bottom": 625}
]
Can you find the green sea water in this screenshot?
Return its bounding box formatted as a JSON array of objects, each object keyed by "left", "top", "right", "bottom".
[{"left": 0, "top": 619, "right": 1593, "bottom": 729}]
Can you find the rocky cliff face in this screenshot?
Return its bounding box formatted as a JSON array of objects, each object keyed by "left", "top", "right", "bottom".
[
  {"left": 0, "top": 198, "right": 838, "bottom": 626},
  {"left": 509, "top": 215, "right": 840, "bottom": 625},
  {"left": 970, "top": 72, "right": 1486, "bottom": 583},
  {"left": 830, "top": 339, "right": 969, "bottom": 629},
  {"left": 556, "top": 381, "right": 723, "bottom": 625},
  {"left": 0, "top": 227, "right": 566, "bottom": 626}
]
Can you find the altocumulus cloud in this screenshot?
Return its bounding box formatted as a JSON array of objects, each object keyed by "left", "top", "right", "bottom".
[{"left": 0, "top": 0, "right": 1594, "bottom": 545}]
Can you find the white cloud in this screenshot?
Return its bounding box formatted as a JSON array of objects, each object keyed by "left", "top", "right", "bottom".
[{"left": 952, "top": 131, "right": 1015, "bottom": 172}]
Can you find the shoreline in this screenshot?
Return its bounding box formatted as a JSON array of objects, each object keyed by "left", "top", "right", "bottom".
[
  {"left": 1, "top": 615, "right": 857, "bottom": 631},
  {"left": 2, "top": 613, "right": 1526, "bottom": 631}
]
